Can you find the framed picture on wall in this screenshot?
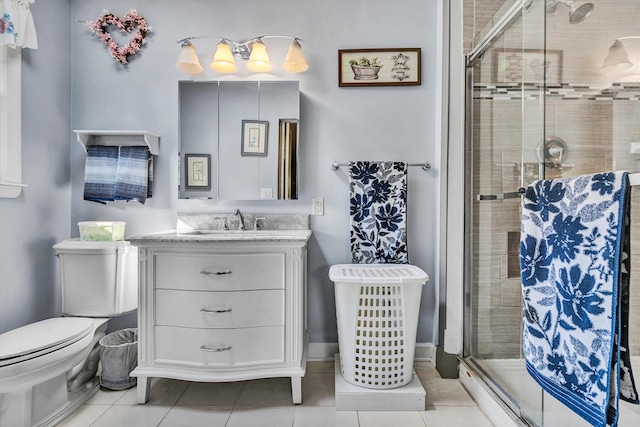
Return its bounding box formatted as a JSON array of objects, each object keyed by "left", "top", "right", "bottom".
[
  {"left": 241, "top": 120, "right": 269, "bottom": 156},
  {"left": 184, "top": 154, "right": 211, "bottom": 190},
  {"left": 338, "top": 48, "right": 421, "bottom": 87},
  {"left": 493, "top": 49, "right": 563, "bottom": 84}
]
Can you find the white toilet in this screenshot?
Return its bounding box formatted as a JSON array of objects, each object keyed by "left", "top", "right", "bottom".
[{"left": 0, "top": 239, "right": 138, "bottom": 427}]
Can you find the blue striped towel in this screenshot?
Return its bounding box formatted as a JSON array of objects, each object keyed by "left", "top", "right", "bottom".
[
  {"left": 83, "top": 145, "right": 118, "bottom": 203},
  {"left": 349, "top": 161, "right": 408, "bottom": 264},
  {"left": 520, "top": 171, "right": 638, "bottom": 427},
  {"left": 147, "top": 155, "right": 153, "bottom": 199},
  {"left": 114, "top": 146, "right": 150, "bottom": 203}
]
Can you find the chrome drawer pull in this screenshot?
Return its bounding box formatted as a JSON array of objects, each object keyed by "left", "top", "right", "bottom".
[
  {"left": 200, "top": 270, "right": 232, "bottom": 276},
  {"left": 200, "top": 345, "right": 232, "bottom": 352},
  {"left": 200, "top": 308, "right": 232, "bottom": 313}
]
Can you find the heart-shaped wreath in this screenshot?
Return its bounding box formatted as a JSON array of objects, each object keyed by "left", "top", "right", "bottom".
[{"left": 85, "top": 9, "right": 150, "bottom": 65}]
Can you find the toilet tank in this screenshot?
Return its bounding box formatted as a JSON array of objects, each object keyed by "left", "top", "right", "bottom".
[{"left": 53, "top": 239, "right": 138, "bottom": 317}]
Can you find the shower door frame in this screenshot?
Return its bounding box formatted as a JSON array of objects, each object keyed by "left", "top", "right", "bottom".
[
  {"left": 462, "top": 61, "right": 530, "bottom": 420},
  {"left": 461, "top": 0, "right": 547, "bottom": 425}
]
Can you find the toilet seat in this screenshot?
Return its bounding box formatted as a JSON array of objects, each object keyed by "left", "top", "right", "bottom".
[{"left": 0, "top": 317, "right": 94, "bottom": 367}]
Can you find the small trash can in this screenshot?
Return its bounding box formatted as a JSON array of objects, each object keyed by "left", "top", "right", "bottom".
[
  {"left": 99, "top": 328, "right": 138, "bottom": 390},
  {"left": 329, "top": 264, "right": 429, "bottom": 390}
]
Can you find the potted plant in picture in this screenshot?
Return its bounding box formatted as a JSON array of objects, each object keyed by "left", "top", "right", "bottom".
[{"left": 349, "top": 56, "right": 382, "bottom": 80}]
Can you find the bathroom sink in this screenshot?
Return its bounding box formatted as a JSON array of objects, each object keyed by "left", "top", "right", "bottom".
[{"left": 178, "top": 230, "right": 275, "bottom": 237}]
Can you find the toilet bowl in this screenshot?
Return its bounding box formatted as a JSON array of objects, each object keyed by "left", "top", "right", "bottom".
[
  {"left": 0, "top": 318, "right": 108, "bottom": 427},
  {"left": 0, "top": 239, "right": 137, "bottom": 427}
]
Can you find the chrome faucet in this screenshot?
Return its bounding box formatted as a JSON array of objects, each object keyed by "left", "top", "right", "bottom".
[{"left": 233, "top": 209, "right": 245, "bottom": 230}]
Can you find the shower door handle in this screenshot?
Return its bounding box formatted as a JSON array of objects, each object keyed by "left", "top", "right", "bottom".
[{"left": 477, "top": 188, "right": 525, "bottom": 201}]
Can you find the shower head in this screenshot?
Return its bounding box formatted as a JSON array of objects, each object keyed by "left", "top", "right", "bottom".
[
  {"left": 568, "top": 1, "right": 594, "bottom": 24},
  {"left": 546, "top": 0, "right": 594, "bottom": 24}
]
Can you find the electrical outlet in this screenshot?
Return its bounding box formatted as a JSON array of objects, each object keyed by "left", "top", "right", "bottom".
[
  {"left": 261, "top": 188, "right": 273, "bottom": 199},
  {"left": 312, "top": 198, "right": 324, "bottom": 215}
]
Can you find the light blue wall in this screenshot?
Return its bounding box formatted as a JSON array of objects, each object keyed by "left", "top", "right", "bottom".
[
  {"left": 0, "top": 0, "right": 72, "bottom": 333},
  {"left": 2, "top": 0, "right": 441, "bottom": 344}
]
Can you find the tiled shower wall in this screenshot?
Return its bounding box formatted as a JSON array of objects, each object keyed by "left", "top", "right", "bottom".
[
  {"left": 466, "top": 0, "right": 640, "bottom": 359},
  {"left": 462, "top": 0, "right": 508, "bottom": 51},
  {"left": 471, "top": 97, "right": 640, "bottom": 359}
]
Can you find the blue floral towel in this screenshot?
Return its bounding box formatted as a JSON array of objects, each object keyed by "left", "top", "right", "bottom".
[
  {"left": 349, "top": 161, "right": 408, "bottom": 264},
  {"left": 520, "top": 171, "right": 638, "bottom": 427}
]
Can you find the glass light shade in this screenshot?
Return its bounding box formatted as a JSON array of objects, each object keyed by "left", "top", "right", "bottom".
[
  {"left": 211, "top": 42, "right": 236, "bottom": 73},
  {"left": 602, "top": 40, "right": 633, "bottom": 69},
  {"left": 247, "top": 41, "right": 272, "bottom": 72},
  {"left": 282, "top": 40, "right": 308, "bottom": 73},
  {"left": 176, "top": 43, "right": 203, "bottom": 74}
]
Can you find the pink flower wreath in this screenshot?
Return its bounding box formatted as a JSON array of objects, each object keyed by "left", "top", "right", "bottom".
[{"left": 85, "top": 9, "right": 150, "bottom": 65}]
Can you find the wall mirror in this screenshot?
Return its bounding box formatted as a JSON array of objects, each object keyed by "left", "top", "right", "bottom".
[{"left": 179, "top": 80, "right": 300, "bottom": 200}]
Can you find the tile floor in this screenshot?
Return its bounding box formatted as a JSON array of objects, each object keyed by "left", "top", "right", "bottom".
[{"left": 58, "top": 361, "right": 494, "bottom": 427}]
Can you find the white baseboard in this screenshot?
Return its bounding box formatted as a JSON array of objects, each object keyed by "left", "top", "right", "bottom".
[
  {"left": 307, "top": 342, "right": 435, "bottom": 362},
  {"left": 414, "top": 343, "right": 436, "bottom": 361},
  {"left": 308, "top": 343, "right": 339, "bottom": 361}
]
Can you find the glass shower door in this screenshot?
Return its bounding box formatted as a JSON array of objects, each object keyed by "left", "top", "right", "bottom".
[{"left": 464, "top": 0, "right": 547, "bottom": 425}]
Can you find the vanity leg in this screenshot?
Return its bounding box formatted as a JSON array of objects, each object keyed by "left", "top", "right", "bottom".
[
  {"left": 291, "top": 376, "right": 302, "bottom": 404},
  {"left": 136, "top": 376, "right": 150, "bottom": 404}
]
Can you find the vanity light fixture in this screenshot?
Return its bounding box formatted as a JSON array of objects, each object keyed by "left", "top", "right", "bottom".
[
  {"left": 602, "top": 37, "right": 640, "bottom": 69},
  {"left": 175, "top": 35, "right": 308, "bottom": 74},
  {"left": 176, "top": 40, "right": 204, "bottom": 74}
]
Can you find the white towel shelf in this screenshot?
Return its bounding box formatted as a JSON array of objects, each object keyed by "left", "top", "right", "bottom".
[{"left": 74, "top": 130, "right": 159, "bottom": 155}]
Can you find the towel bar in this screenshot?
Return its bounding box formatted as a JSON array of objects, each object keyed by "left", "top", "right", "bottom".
[
  {"left": 477, "top": 188, "right": 525, "bottom": 201},
  {"left": 331, "top": 161, "right": 431, "bottom": 171},
  {"left": 479, "top": 174, "right": 640, "bottom": 201}
]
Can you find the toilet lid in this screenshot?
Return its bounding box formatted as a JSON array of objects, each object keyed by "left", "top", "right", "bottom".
[{"left": 0, "top": 317, "right": 95, "bottom": 363}]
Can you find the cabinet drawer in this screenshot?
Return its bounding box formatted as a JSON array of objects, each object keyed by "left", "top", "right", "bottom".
[
  {"left": 154, "top": 326, "right": 284, "bottom": 366},
  {"left": 155, "top": 289, "right": 284, "bottom": 328},
  {"left": 154, "top": 253, "right": 285, "bottom": 291}
]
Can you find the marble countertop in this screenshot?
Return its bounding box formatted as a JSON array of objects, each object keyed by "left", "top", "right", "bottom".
[{"left": 128, "top": 229, "right": 312, "bottom": 243}]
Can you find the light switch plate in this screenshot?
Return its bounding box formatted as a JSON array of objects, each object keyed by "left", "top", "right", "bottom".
[
  {"left": 261, "top": 188, "right": 273, "bottom": 199},
  {"left": 312, "top": 198, "right": 324, "bottom": 215}
]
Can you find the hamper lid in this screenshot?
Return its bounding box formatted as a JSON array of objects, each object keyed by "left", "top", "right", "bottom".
[{"left": 329, "top": 264, "right": 429, "bottom": 284}]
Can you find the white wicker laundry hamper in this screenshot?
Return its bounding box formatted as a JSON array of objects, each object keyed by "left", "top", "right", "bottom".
[{"left": 329, "top": 264, "right": 429, "bottom": 390}]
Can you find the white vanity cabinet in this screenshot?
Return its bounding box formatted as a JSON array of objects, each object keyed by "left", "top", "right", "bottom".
[{"left": 129, "top": 235, "right": 309, "bottom": 404}]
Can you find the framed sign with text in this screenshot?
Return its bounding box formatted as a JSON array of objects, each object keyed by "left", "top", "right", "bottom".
[{"left": 338, "top": 48, "right": 421, "bottom": 87}]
